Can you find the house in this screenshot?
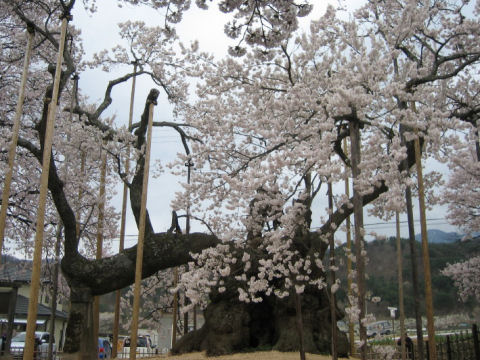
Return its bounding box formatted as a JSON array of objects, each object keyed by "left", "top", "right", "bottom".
[{"left": 0, "top": 258, "right": 68, "bottom": 351}]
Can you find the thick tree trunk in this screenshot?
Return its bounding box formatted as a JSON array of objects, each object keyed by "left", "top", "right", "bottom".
[
  {"left": 62, "top": 287, "right": 96, "bottom": 360},
  {"left": 294, "top": 292, "right": 306, "bottom": 360},
  {"left": 172, "top": 286, "right": 349, "bottom": 357}
]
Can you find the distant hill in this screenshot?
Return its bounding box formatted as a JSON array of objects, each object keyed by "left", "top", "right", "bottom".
[
  {"left": 335, "top": 235, "right": 480, "bottom": 318},
  {"left": 415, "top": 229, "right": 462, "bottom": 243}
]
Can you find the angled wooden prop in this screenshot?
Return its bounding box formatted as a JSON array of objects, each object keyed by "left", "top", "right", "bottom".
[
  {"left": 0, "top": 24, "right": 35, "bottom": 263},
  {"left": 129, "top": 89, "right": 158, "bottom": 360},
  {"left": 23, "top": 13, "right": 70, "bottom": 360}
]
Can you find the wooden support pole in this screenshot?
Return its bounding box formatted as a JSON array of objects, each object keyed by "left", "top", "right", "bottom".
[
  {"left": 48, "top": 73, "right": 77, "bottom": 360},
  {"left": 129, "top": 92, "right": 156, "bottom": 360},
  {"left": 5, "top": 286, "right": 18, "bottom": 355},
  {"left": 75, "top": 152, "right": 85, "bottom": 237},
  {"left": 48, "top": 224, "right": 62, "bottom": 360},
  {"left": 23, "top": 15, "right": 69, "bottom": 360},
  {"left": 328, "top": 180, "right": 338, "bottom": 360},
  {"left": 113, "top": 61, "right": 137, "bottom": 359},
  {"left": 414, "top": 132, "right": 437, "bottom": 360},
  {"left": 172, "top": 267, "right": 179, "bottom": 347},
  {"left": 350, "top": 120, "right": 367, "bottom": 360},
  {"left": 0, "top": 24, "right": 35, "bottom": 262},
  {"left": 93, "top": 145, "right": 107, "bottom": 342},
  {"left": 343, "top": 138, "right": 355, "bottom": 355},
  {"left": 183, "top": 159, "right": 193, "bottom": 335},
  {"left": 396, "top": 212, "right": 406, "bottom": 360}
]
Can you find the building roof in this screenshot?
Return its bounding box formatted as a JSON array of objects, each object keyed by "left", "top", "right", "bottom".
[
  {"left": 0, "top": 261, "right": 68, "bottom": 320},
  {"left": 0, "top": 264, "right": 32, "bottom": 283},
  {"left": 14, "top": 294, "right": 68, "bottom": 319}
]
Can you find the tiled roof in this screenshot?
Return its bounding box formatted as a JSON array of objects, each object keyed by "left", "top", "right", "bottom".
[
  {"left": 15, "top": 294, "right": 68, "bottom": 319},
  {"left": 0, "top": 264, "right": 32, "bottom": 283}
]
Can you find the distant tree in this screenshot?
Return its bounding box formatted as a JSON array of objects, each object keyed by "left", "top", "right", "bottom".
[{"left": 442, "top": 256, "right": 480, "bottom": 302}]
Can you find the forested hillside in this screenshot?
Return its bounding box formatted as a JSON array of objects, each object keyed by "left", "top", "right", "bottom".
[{"left": 335, "top": 236, "right": 480, "bottom": 318}]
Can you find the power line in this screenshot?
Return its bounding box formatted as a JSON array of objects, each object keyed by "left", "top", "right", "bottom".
[{"left": 363, "top": 217, "right": 446, "bottom": 227}]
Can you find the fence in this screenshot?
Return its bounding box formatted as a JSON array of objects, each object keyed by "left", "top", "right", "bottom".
[
  {"left": 355, "top": 324, "right": 480, "bottom": 360},
  {"left": 115, "top": 347, "right": 159, "bottom": 359}
]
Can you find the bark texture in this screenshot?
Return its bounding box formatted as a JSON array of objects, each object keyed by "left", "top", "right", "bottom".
[{"left": 172, "top": 287, "right": 349, "bottom": 357}]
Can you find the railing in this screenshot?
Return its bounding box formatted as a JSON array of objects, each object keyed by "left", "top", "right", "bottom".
[
  {"left": 115, "top": 347, "right": 159, "bottom": 359},
  {"left": 433, "top": 327, "right": 479, "bottom": 360},
  {"left": 354, "top": 324, "right": 480, "bottom": 360}
]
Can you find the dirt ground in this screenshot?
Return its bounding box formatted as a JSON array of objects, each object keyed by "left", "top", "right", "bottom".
[{"left": 137, "top": 351, "right": 351, "bottom": 360}]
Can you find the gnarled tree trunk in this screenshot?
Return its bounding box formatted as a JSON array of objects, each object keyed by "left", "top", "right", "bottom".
[
  {"left": 172, "top": 281, "right": 349, "bottom": 356},
  {"left": 62, "top": 287, "right": 96, "bottom": 360}
]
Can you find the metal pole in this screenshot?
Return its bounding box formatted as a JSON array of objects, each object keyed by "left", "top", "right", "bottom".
[
  {"left": 93, "top": 145, "right": 107, "bottom": 341},
  {"left": 414, "top": 132, "right": 437, "bottom": 360},
  {"left": 23, "top": 14, "right": 69, "bottom": 360},
  {"left": 0, "top": 24, "right": 35, "bottom": 263},
  {"left": 113, "top": 61, "right": 137, "bottom": 358},
  {"left": 396, "top": 212, "right": 406, "bottom": 360},
  {"left": 129, "top": 94, "right": 156, "bottom": 360},
  {"left": 343, "top": 137, "right": 355, "bottom": 355}
]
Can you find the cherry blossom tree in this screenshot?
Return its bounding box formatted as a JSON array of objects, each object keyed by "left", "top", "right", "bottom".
[
  {"left": 0, "top": 0, "right": 317, "bottom": 357},
  {"left": 442, "top": 255, "right": 480, "bottom": 302},
  {"left": 1, "top": 0, "right": 480, "bottom": 358},
  {"left": 169, "top": 0, "right": 480, "bottom": 357}
]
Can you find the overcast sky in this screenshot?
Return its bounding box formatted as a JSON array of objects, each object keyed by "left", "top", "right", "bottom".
[{"left": 70, "top": 1, "right": 459, "bottom": 250}]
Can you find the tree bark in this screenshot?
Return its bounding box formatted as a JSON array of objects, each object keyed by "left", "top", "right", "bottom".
[
  {"left": 62, "top": 286, "right": 96, "bottom": 360},
  {"left": 172, "top": 282, "right": 350, "bottom": 357},
  {"left": 294, "top": 292, "right": 306, "bottom": 360}
]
